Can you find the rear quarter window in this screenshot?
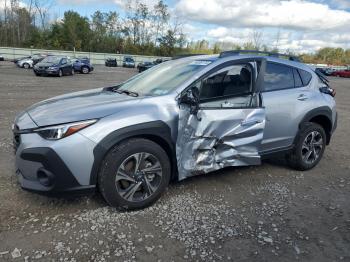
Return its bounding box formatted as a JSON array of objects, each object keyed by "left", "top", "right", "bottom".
[{"left": 298, "top": 69, "right": 312, "bottom": 86}]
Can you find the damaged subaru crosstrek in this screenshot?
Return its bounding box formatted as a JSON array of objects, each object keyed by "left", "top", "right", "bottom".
[{"left": 13, "top": 51, "right": 337, "bottom": 210}]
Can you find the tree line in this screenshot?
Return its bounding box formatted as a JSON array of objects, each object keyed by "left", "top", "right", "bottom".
[{"left": 0, "top": 0, "right": 349, "bottom": 64}]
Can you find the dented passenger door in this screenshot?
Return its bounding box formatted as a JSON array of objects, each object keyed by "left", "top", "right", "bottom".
[{"left": 176, "top": 58, "right": 266, "bottom": 180}]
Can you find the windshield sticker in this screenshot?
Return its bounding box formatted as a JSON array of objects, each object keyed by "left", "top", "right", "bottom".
[{"left": 190, "top": 60, "right": 212, "bottom": 66}]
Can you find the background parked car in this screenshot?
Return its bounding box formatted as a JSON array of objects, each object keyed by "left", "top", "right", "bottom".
[
  {"left": 13, "top": 53, "right": 45, "bottom": 64},
  {"left": 122, "top": 56, "right": 135, "bottom": 68},
  {"left": 331, "top": 70, "right": 350, "bottom": 78},
  {"left": 137, "top": 61, "right": 155, "bottom": 72},
  {"left": 105, "top": 57, "right": 117, "bottom": 67},
  {"left": 73, "top": 57, "right": 94, "bottom": 74},
  {"left": 0, "top": 54, "right": 4, "bottom": 61},
  {"left": 17, "top": 54, "right": 47, "bottom": 69},
  {"left": 33, "top": 56, "right": 74, "bottom": 77}
]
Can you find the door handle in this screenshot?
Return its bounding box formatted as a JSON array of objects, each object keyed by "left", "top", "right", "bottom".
[
  {"left": 297, "top": 94, "right": 308, "bottom": 101},
  {"left": 241, "top": 119, "right": 262, "bottom": 126}
]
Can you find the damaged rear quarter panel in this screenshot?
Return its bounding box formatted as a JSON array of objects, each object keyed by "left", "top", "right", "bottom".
[{"left": 176, "top": 105, "right": 265, "bottom": 180}]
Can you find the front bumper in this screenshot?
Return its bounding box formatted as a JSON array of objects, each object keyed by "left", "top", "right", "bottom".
[
  {"left": 14, "top": 131, "right": 97, "bottom": 195},
  {"left": 17, "top": 147, "right": 95, "bottom": 195},
  {"left": 34, "top": 68, "right": 59, "bottom": 75}
]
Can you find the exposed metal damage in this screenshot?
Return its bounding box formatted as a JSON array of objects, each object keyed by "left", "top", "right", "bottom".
[{"left": 176, "top": 105, "right": 265, "bottom": 180}]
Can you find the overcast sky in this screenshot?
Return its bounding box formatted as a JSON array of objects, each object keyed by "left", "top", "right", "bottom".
[{"left": 19, "top": 0, "right": 350, "bottom": 53}]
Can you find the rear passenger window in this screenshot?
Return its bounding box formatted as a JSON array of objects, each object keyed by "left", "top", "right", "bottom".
[
  {"left": 298, "top": 69, "right": 312, "bottom": 86},
  {"left": 293, "top": 69, "right": 303, "bottom": 87},
  {"left": 263, "top": 63, "right": 294, "bottom": 91}
]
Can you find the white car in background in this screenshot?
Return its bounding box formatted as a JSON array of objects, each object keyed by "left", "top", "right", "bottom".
[
  {"left": 17, "top": 54, "right": 47, "bottom": 69},
  {"left": 17, "top": 57, "right": 34, "bottom": 68}
]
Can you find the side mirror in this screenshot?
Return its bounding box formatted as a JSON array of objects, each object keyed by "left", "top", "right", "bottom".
[{"left": 179, "top": 86, "right": 200, "bottom": 115}]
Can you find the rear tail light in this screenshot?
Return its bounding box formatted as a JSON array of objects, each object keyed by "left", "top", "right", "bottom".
[{"left": 320, "top": 86, "right": 336, "bottom": 97}]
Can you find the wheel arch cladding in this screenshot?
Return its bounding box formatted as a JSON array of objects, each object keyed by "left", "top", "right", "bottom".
[
  {"left": 299, "top": 106, "right": 333, "bottom": 144},
  {"left": 89, "top": 121, "right": 176, "bottom": 185}
]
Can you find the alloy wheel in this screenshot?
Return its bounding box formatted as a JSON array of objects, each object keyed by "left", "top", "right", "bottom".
[
  {"left": 115, "top": 152, "right": 162, "bottom": 202},
  {"left": 301, "top": 131, "right": 323, "bottom": 165}
]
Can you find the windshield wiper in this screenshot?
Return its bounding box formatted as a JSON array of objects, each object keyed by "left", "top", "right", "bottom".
[{"left": 113, "top": 89, "right": 139, "bottom": 97}]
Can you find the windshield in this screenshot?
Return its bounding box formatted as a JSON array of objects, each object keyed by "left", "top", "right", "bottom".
[
  {"left": 117, "top": 59, "right": 211, "bottom": 96},
  {"left": 41, "top": 56, "right": 62, "bottom": 64}
]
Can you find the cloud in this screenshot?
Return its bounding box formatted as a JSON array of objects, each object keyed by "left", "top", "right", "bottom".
[{"left": 175, "top": 0, "right": 350, "bottom": 31}]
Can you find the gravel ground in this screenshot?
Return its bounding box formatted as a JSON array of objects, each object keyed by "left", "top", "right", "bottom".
[{"left": 0, "top": 61, "right": 349, "bottom": 262}]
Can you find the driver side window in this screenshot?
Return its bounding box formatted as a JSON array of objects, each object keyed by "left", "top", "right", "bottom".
[{"left": 194, "top": 64, "right": 256, "bottom": 108}]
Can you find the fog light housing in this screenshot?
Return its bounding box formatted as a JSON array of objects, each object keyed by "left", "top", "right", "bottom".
[{"left": 37, "top": 168, "right": 54, "bottom": 187}]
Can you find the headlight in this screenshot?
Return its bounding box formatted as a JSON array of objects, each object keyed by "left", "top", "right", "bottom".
[
  {"left": 34, "top": 119, "right": 97, "bottom": 140},
  {"left": 48, "top": 66, "right": 58, "bottom": 70}
]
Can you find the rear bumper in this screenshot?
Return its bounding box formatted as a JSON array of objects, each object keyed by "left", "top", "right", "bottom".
[{"left": 332, "top": 111, "right": 338, "bottom": 133}]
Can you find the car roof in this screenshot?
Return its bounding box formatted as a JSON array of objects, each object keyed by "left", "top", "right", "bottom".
[{"left": 178, "top": 53, "right": 312, "bottom": 73}]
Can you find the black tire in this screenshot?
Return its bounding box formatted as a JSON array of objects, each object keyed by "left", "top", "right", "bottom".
[
  {"left": 34, "top": 72, "right": 41, "bottom": 76},
  {"left": 98, "top": 138, "right": 171, "bottom": 210},
  {"left": 81, "top": 66, "right": 89, "bottom": 74},
  {"left": 58, "top": 69, "right": 63, "bottom": 77},
  {"left": 287, "top": 122, "right": 326, "bottom": 171},
  {"left": 23, "top": 63, "right": 30, "bottom": 69},
  {"left": 71, "top": 68, "right": 75, "bottom": 76}
]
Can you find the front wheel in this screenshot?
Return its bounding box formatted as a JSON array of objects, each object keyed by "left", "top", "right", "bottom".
[
  {"left": 98, "top": 138, "right": 171, "bottom": 210},
  {"left": 287, "top": 123, "right": 326, "bottom": 171},
  {"left": 23, "top": 63, "right": 30, "bottom": 69},
  {"left": 81, "top": 66, "right": 89, "bottom": 74}
]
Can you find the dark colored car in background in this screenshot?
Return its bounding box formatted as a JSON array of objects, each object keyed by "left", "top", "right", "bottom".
[
  {"left": 0, "top": 54, "right": 4, "bottom": 61},
  {"left": 331, "top": 70, "right": 350, "bottom": 78},
  {"left": 33, "top": 56, "right": 74, "bottom": 77},
  {"left": 137, "top": 61, "right": 155, "bottom": 72},
  {"left": 105, "top": 58, "right": 118, "bottom": 67},
  {"left": 122, "top": 56, "right": 136, "bottom": 68},
  {"left": 73, "top": 57, "right": 94, "bottom": 74}
]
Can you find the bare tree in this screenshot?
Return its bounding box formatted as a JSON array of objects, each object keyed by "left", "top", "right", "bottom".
[{"left": 251, "top": 29, "right": 264, "bottom": 50}]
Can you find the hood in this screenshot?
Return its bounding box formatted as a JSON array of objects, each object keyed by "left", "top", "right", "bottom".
[{"left": 26, "top": 88, "right": 142, "bottom": 126}]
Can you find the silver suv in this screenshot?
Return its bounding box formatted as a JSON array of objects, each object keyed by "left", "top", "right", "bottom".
[{"left": 13, "top": 51, "right": 337, "bottom": 210}]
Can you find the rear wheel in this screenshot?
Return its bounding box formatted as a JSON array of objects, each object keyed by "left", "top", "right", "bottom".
[
  {"left": 98, "top": 138, "right": 171, "bottom": 210},
  {"left": 287, "top": 123, "right": 326, "bottom": 171}
]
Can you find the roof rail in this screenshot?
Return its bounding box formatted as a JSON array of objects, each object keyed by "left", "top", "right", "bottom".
[
  {"left": 172, "top": 54, "right": 206, "bottom": 60},
  {"left": 219, "top": 50, "right": 301, "bottom": 62}
]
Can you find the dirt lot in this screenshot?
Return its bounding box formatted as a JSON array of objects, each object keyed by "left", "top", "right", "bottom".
[{"left": 0, "top": 61, "right": 349, "bottom": 261}]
